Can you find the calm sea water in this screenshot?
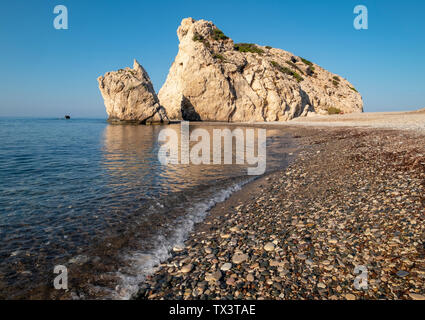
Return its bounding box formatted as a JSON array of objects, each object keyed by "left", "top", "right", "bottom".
[{"left": 0, "top": 118, "right": 294, "bottom": 299}]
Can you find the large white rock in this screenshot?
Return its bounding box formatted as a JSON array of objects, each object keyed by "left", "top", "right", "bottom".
[
  {"left": 98, "top": 60, "right": 169, "bottom": 124},
  {"left": 159, "top": 18, "right": 363, "bottom": 122}
]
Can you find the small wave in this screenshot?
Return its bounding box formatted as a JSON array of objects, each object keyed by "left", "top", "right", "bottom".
[{"left": 111, "top": 178, "right": 254, "bottom": 300}]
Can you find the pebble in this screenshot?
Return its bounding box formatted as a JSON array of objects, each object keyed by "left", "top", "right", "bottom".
[
  {"left": 205, "top": 271, "right": 222, "bottom": 282},
  {"left": 68, "top": 255, "right": 90, "bottom": 265},
  {"left": 409, "top": 293, "right": 425, "bottom": 300},
  {"left": 173, "top": 245, "right": 185, "bottom": 252},
  {"left": 220, "top": 263, "right": 232, "bottom": 272},
  {"left": 269, "top": 260, "right": 282, "bottom": 267},
  {"left": 10, "top": 250, "right": 20, "bottom": 257},
  {"left": 180, "top": 264, "right": 193, "bottom": 273},
  {"left": 396, "top": 270, "right": 409, "bottom": 278},
  {"left": 317, "top": 283, "right": 326, "bottom": 289},
  {"left": 232, "top": 253, "right": 248, "bottom": 264},
  {"left": 264, "top": 243, "right": 275, "bottom": 252}
]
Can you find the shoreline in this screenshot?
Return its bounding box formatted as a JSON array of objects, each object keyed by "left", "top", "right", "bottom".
[{"left": 135, "top": 125, "right": 425, "bottom": 300}]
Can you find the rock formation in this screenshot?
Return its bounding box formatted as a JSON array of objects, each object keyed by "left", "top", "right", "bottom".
[
  {"left": 98, "top": 60, "right": 169, "bottom": 124},
  {"left": 158, "top": 18, "right": 363, "bottom": 122}
]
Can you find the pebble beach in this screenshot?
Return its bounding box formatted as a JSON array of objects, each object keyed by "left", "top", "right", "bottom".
[{"left": 135, "top": 115, "right": 425, "bottom": 300}]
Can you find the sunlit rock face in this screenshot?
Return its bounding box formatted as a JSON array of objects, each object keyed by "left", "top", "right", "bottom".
[
  {"left": 159, "top": 18, "right": 363, "bottom": 122},
  {"left": 98, "top": 60, "right": 169, "bottom": 124}
]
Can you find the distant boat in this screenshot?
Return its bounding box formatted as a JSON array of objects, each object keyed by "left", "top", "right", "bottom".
[{"left": 65, "top": 115, "right": 71, "bottom": 119}]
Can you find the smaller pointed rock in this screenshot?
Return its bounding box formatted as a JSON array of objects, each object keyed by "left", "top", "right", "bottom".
[{"left": 98, "top": 59, "right": 169, "bottom": 124}]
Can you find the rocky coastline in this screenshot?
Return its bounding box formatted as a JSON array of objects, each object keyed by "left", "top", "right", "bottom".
[{"left": 98, "top": 18, "right": 363, "bottom": 124}]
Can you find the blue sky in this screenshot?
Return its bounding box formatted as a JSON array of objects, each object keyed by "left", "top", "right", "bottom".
[{"left": 0, "top": 0, "right": 424, "bottom": 118}]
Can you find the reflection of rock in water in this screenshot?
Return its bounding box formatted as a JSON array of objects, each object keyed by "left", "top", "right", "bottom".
[
  {"left": 102, "top": 123, "right": 183, "bottom": 193},
  {"left": 102, "top": 124, "right": 159, "bottom": 172},
  {"left": 102, "top": 123, "right": 293, "bottom": 191}
]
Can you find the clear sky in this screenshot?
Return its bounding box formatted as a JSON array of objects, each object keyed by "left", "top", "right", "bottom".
[{"left": 0, "top": 0, "right": 424, "bottom": 118}]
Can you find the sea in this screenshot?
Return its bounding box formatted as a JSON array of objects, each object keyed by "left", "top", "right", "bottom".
[{"left": 0, "top": 118, "right": 295, "bottom": 299}]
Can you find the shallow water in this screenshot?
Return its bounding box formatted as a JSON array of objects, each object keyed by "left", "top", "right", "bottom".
[{"left": 0, "top": 118, "right": 294, "bottom": 299}]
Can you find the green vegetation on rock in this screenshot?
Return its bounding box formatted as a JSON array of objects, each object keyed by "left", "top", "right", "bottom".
[
  {"left": 301, "top": 57, "right": 313, "bottom": 66},
  {"left": 286, "top": 60, "right": 305, "bottom": 75},
  {"left": 193, "top": 33, "right": 211, "bottom": 48},
  {"left": 212, "top": 28, "right": 229, "bottom": 40},
  {"left": 234, "top": 43, "right": 264, "bottom": 54},
  {"left": 271, "top": 61, "right": 304, "bottom": 83},
  {"left": 193, "top": 33, "right": 204, "bottom": 42},
  {"left": 327, "top": 107, "right": 342, "bottom": 115},
  {"left": 213, "top": 53, "right": 226, "bottom": 61}
]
